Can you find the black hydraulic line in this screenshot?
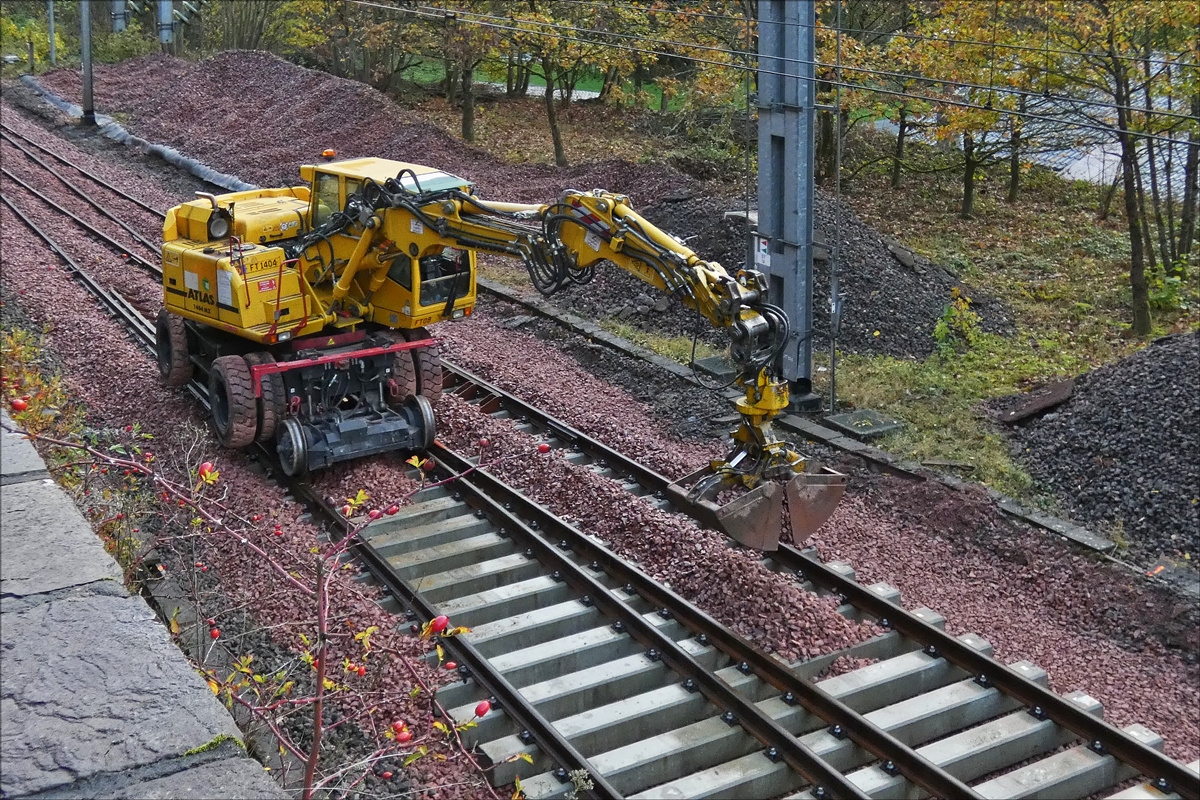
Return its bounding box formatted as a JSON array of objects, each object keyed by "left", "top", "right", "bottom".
[
  {"left": 430, "top": 443, "right": 872, "bottom": 800},
  {"left": 2, "top": 130, "right": 161, "bottom": 254},
  {"left": 0, "top": 121, "right": 168, "bottom": 221},
  {"left": 1, "top": 166, "right": 161, "bottom": 276}
]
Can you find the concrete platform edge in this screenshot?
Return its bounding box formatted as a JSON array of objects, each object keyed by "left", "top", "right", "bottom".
[{"left": 0, "top": 411, "right": 288, "bottom": 799}]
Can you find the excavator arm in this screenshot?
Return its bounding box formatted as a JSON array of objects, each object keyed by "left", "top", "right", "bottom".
[{"left": 326, "top": 174, "right": 844, "bottom": 549}]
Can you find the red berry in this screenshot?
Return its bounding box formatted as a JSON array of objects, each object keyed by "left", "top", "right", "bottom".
[
  {"left": 275, "top": 529, "right": 283, "bottom": 537},
  {"left": 9, "top": 398, "right": 27, "bottom": 412},
  {"left": 198, "top": 461, "right": 214, "bottom": 478},
  {"left": 474, "top": 700, "right": 491, "bottom": 718},
  {"left": 341, "top": 505, "right": 351, "bottom": 516},
  {"left": 478, "top": 437, "right": 490, "bottom": 448},
  {"left": 444, "top": 661, "right": 457, "bottom": 670},
  {"left": 537, "top": 443, "right": 551, "bottom": 454},
  {"left": 386, "top": 504, "right": 400, "bottom": 515},
  {"left": 430, "top": 615, "right": 449, "bottom": 634},
  {"left": 396, "top": 730, "right": 412, "bottom": 743},
  {"left": 381, "top": 771, "right": 393, "bottom": 779},
  {"left": 392, "top": 721, "right": 407, "bottom": 734},
  {"left": 125, "top": 425, "right": 133, "bottom": 432},
  {"left": 201, "top": 566, "right": 209, "bottom": 572},
  {"left": 210, "top": 628, "right": 220, "bottom": 639},
  {"left": 206, "top": 618, "right": 215, "bottom": 625},
  {"left": 357, "top": 665, "right": 367, "bottom": 676},
  {"left": 368, "top": 509, "right": 382, "bottom": 519},
  {"left": 422, "top": 458, "right": 436, "bottom": 471},
  {"left": 252, "top": 514, "right": 262, "bottom": 522}
]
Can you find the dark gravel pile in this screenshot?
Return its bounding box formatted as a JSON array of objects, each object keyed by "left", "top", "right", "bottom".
[
  {"left": 34, "top": 52, "right": 1010, "bottom": 359},
  {"left": 552, "top": 190, "right": 1012, "bottom": 358},
  {"left": 1010, "top": 332, "right": 1200, "bottom": 562},
  {"left": 36, "top": 52, "right": 692, "bottom": 205}
]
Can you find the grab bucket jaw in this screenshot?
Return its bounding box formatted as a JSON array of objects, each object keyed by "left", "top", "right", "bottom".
[{"left": 666, "top": 466, "right": 846, "bottom": 551}]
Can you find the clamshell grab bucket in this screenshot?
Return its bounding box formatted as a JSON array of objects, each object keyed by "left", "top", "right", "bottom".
[{"left": 666, "top": 466, "right": 847, "bottom": 551}]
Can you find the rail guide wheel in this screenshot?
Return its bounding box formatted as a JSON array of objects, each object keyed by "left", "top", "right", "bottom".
[{"left": 276, "top": 417, "right": 308, "bottom": 477}]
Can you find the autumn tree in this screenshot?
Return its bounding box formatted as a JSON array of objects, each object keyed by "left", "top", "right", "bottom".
[{"left": 1048, "top": 0, "right": 1199, "bottom": 336}]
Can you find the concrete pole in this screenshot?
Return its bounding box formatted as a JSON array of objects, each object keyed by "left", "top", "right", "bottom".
[
  {"left": 47, "top": 1, "right": 56, "bottom": 65},
  {"left": 112, "top": 0, "right": 126, "bottom": 32},
  {"left": 754, "top": 0, "right": 818, "bottom": 409},
  {"left": 157, "top": 0, "right": 173, "bottom": 46},
  {"left": 80, "top": 0, "right": 96, "bottom": 125}
]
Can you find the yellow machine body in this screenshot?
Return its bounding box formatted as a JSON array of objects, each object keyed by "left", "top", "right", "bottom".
[{"left": 161, "top": 158, "right": 477, "bottom": 345}]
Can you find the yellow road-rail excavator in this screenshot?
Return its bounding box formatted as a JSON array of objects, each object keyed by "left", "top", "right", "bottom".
[{"left": 158, "top": 155, "right": 844, "bottom": 549}]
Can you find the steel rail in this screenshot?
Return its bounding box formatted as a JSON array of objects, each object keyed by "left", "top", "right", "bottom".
[
  {"left": 268, "top": 479, "right": 611, "bottom": 800},
  {"left": 437, "top": 361, "right": 1199, "bottom": 799},
  {"left": 1, "top": 129, "right": 162, "bottom": 254},
  {"left": 1, "top": 193, "right": 155, "bottom": 347},
  {"left": 1, "top": 166, "right": 161, "bottom": 275},
  {"left": 772, "top": 544, "right": 1200, "bottom": 800},
  {"left": 433, "top": 444, "right": 981, "bottom": 800},
  {"left": 0, "top": 121, "right": 169, "bottom": 220}
]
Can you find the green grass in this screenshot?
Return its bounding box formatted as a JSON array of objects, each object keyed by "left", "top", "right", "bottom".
[
  {"left": 828, "top": 140, "right": 1198, "bottom": 504},
  {"left": 829, "top": 330, "right": 1099, "bottom": 497},
  {"left": 599, "top": 319, "right": 722, "bottom": 365},
  {"left": 405, "top": 57, "right": 686, "bottom": 110}
]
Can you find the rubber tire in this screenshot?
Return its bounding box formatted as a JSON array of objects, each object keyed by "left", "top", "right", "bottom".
[
  {"left": 385, "top": 331, "right": 419, "bottom": 405},
  {"left": 209, "top": 355, "right": 257, "bottom": 449},
  {"left": 243, "top": 352, "right": 285, "bottom": 443},
  {"left": 409, "top": 326, "right": 443, "bottom": 404},
  {"left": 156, "top": 309, "right": 192, "bottom": 388}
]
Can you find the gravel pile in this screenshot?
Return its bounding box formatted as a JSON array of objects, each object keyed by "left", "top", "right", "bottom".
[
  {"left": 551, "top": 190, "right": 1012, "bottom": 358},
  {"left": 1009, "top": 333, "right": 1200, "bottom": 563},
  {"left": 34, "top": 52, "right": 1010, "bottom": 359},
  {"left": 36, "top": 52, "right": 692, "bottom": 205}
]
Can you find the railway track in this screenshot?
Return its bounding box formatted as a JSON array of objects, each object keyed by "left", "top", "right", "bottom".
[{"left": 2, "top": 120, "right": 1197, "bottom": 799}]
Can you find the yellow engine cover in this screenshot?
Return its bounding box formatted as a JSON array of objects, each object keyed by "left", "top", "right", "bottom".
[{"left": 162, "top": 240, "right": 313, "bottom": 341}]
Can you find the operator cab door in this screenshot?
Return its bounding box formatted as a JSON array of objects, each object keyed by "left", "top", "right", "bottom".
[{"left": 310, "top": 172, "right": 362, "bottom": 228}]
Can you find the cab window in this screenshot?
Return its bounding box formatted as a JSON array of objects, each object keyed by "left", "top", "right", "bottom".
[
  {"left": 313, "top": 173, "right": 340, "bottom": 226},
  {"left": 417, "top": 248, "right": 471, "bottom": 307}
]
